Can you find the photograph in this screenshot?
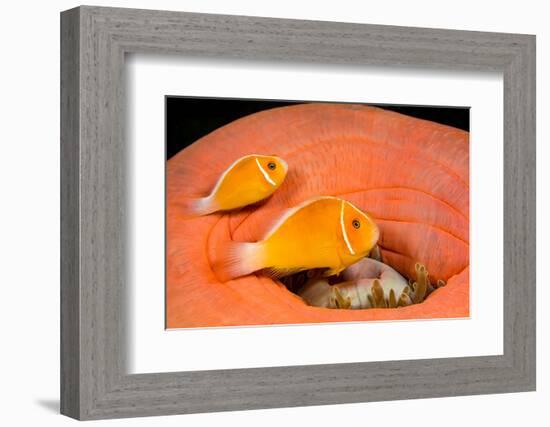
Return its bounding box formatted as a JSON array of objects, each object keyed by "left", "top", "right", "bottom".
[{"left": 166, "top": 98, "right": 470, "bottom": 328}]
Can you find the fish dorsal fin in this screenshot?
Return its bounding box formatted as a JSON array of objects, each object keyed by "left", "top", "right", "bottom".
[
  {"left": 208, "top": 154, "right": 269, "bottom": 196},
  {"left": 262, "top": 196, "right": 339, "bottom": 240}
]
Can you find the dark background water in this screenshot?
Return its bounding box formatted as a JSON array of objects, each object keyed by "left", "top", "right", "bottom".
[{"left": 166, "top": 97, "right": 470, "bottom": 160}]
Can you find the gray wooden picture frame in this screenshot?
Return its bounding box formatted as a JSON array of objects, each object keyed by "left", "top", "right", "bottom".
[{"left": 60, "top": 5, "right": 536, "bottom": 420}]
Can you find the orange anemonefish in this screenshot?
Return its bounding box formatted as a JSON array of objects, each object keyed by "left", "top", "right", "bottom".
[
  {"left": 180, "top": 154, "right": 288, "bottom": 216},
  {"left": 214, "top": 196, "right": 380, "bottom": 281}
]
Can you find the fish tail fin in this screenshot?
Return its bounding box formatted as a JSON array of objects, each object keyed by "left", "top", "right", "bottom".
[
  {"left": 213, "top": 241, "right": 265, "bottom": 282},
  {"left": 177, "top": 195, "right": 217, "bottom": 218}
]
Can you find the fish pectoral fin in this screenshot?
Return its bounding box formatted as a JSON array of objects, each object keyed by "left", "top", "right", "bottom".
[
  {"left": 263, "top": 267, "right": 305, "bottom": 279},
  {"left": 369, "top": 244, "right": 382, "bottom": 262},
  {"left": 323, "top": 267, "right": 344, "bottom": 277}
]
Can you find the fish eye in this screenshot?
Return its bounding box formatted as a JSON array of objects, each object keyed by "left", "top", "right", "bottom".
[
  {"left": 267, "top": 162, "right": 276, "bottom": 170},
  {"left": 352, "top": 219, "right": 361, "bottom": 229}
]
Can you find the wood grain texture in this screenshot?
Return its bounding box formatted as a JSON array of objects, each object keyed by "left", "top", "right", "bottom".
[
  {"left": 60, "top": 7, "right": 81, "bottom": 419},
  {"left": 60, "top": 5, "right": 536, "bottom": 420}
]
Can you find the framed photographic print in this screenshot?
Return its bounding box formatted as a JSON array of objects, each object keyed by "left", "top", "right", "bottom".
[{"left": 61, "top": 5, "right": 536, "bottom": 420}]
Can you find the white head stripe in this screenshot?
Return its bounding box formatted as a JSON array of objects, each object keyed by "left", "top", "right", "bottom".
[
  {"left": 340, "top": 201, "right": 356, "bottom": 255},
  {"left": 255, "top": 158, "right": 276, "bottom": 186}
]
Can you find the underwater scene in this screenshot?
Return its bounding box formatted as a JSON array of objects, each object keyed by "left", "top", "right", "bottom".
[{"left": 166, "top": 97, "right": 470, "bottom": 328}]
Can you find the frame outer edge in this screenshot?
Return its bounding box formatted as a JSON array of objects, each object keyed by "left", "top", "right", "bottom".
[
  {"left": 60, "top": 6, "right": 82, "bottom": 420},
  {"left": 517, "top": 34, "right": 536, "bottom": 389},
  {"left": 60, "top": 5, "right": 537, "bottom": 420},
  {"left": 527, "top": 35, "right": 536, "bottom": 390},
  {"left": 502, "top": 34, "right": 536, "bottom": 391}
]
